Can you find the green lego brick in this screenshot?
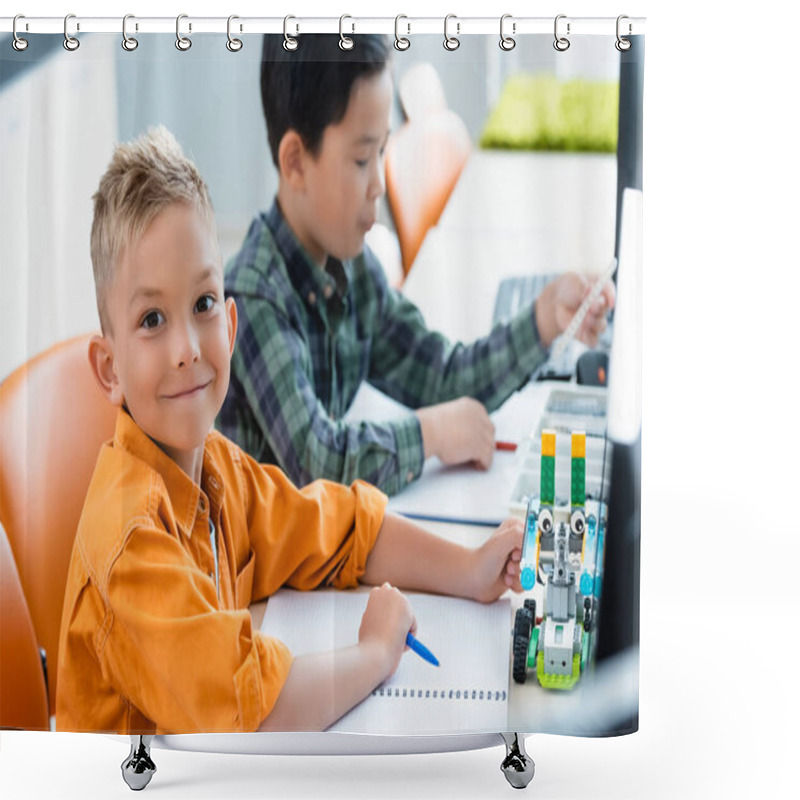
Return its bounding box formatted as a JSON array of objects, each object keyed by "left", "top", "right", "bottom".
[
  {"left": 536, "top": 652, "right": 581, "bottom": 690},
  {"left": 540, "top": 455, "right": 555, "bottom": 505},
  {"left": 527, "top": 627, "right": 539, "bottom": 669},
  {"left": 571, "top": 456, "right": 586, "bottom": 506},
  {"left": 580, "top": 631, "right": 590, "bottom": 673}
]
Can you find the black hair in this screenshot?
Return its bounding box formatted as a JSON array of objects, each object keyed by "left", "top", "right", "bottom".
[{"left": 260, "top": 34, "right": 391, "bottom": 167}]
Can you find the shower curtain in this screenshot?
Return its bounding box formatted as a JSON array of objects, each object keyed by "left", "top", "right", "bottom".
[{"left": 0, "top": 14, "right": 642, "bottom": 753}]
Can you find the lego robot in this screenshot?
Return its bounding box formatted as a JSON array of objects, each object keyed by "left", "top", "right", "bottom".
[{"left": 512, "top": 429, "right": 602, "bottom": 690}]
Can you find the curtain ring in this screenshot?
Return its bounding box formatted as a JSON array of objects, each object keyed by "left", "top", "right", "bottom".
[
  {"left": 175, "top": 14, "right": 192, "bottom": 51},
  {"left": 499, "top": 14, "right": 516, "bottom": 51},
  {"left": 226, "top": 15, "right": 243, "bottom": 52},
  {"left": 615, "top": 15, "right": 632, "bottom": 52},
  {"left": 283, "top": 15, "right": 299, "bottom": 51},
  {"left": 339, "top": 15, "right": 355, "bottom": 51},
  {"left": 12, "top": 15, "right": 29, "bottom": 51},
  {"left": 394, "top": 15, "right": 410, "bottom": 51},
  {"left": 443, "top": 14, "right": 460, "bottom": 51},
  {"left": 63, "top": 13, "right": 80, "bottom": 51},
  {"left": 122, "top": 14, "right": 138, "bottom": 51},
  {"left": 553, "top": 14, "right": 570, "bottom": 52}
]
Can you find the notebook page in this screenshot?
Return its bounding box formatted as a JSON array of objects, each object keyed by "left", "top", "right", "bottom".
[
  {"left": 261, "top": 589, "right": 510, "bottom": 734},
  {"left": 386, "top": 451, "right": 519, "bottom": 526}
]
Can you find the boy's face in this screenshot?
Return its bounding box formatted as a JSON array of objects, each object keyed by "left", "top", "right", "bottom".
[
  {"left": 297, "top": 68, "right": 392, "bottom": 264},
  {"left": 94, "top": 202, "right": 236, "bottom": 475}
]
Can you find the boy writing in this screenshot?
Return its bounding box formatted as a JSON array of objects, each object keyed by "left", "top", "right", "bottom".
[
  {"left": 217, "top": 34, "right": 615, "bottom": 496},
  {"left": 56, "top": 126, "right": 524, "bottom": 734}
]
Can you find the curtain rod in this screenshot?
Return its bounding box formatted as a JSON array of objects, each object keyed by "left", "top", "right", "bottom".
[{"left": 1, "top": 15, "right": 646, "bottom": 37}]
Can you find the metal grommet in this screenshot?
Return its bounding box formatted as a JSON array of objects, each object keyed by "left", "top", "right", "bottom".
[
  {"left": 499, "top": 13, "right": 516, "bottom": 51},
  {"left": 63, "top": 13, "right": 80, "bottom": 51},
  {"left": 394, "top": 15, "right": 410, "bottom": 51},
  {"left": 175, "top": 14, "right": 192, "bottom": 51},
  {"left": 443, "top": 14, "right": 460, "bottom": 51},
  {"left": 226, "top": 15, "right": 243, "bottom": 52},
  {"left": 121, "top": 14, "right": 138, "bottom": 51},
  {"left": 339, "top": 15, "right": 355, "bottom": 51},
  {"left": 553, "top": 14, "right": 570, "bottom": 52},
  {"left": 12, "top": 15, "right": 29, "bottom": 52},
  {"left": 283, "top": 15, "right": 298, "bottom": 51},
  {"left": 615, "top": 14, "right": 632, "bottom": 52}
]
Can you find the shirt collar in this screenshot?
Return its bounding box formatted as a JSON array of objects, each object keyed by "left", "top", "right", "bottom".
[
  {"left": 265, "top": 199, "right": 350, "bottom": 304},
  {"left": 113, "top": 408, "right": 225, "bottom": 538}
]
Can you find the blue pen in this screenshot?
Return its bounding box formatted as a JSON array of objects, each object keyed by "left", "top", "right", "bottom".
[{"left": 406, "top": 632, "right": 439, "bottom": 667}]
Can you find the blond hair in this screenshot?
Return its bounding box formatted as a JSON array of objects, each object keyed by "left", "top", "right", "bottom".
[{"left": 90, "top": 125, "right": 214, "bottom": 332}]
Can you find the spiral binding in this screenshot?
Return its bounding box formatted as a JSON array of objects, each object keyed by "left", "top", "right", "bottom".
[
  {"left": 372, "top": 686, "right": 507, "bottom": 702},
  {"left": 4, "top": 14, "right": 642, "bottom": 53}
]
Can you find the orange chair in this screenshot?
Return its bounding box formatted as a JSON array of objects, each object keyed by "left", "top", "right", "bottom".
[
  {"left": 0, "top": 521, "right": 49, "bottom": 730},
  {"left": 385, "top": 63, "right": 472, "bottom": 280},
  {"left": 0, "top": 333, "right": 117, "bottom": 714}
]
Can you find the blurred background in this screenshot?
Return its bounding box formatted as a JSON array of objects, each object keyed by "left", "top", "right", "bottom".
[{"left": 1, "top": 31, "right": 619, "bottom": 379}]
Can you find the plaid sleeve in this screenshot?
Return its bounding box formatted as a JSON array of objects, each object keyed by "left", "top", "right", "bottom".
[
  {"left": 365, "top": 257, "right": 548, "bottom": 415},
  {"left": 229, "top": 290, "right": 425, "bottom": 497}
]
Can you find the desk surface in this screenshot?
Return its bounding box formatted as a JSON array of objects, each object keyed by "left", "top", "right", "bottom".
[{"left": 250, "top": 508, "right": 625, "bottom": 738}]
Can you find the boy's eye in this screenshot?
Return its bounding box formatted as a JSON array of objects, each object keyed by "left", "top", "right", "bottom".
[
  {"left": 195, "top": 294, "right": 215, "bottom": 314},
  {"left": 355, "top": 159, "right": 368, "bottom": 168},
  {"left": 141, "top": 310, "right": 164, "bottom": 330}
]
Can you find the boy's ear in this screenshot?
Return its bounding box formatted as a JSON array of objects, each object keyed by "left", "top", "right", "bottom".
[
  {"left": 88, "top": 334, "right": 124, "bottom": 407},
  {"left": 277, "top": 130, "right": 307, "bottom": 191},
  {"left": 225, "top": 296, "right": 238, "bottom": 356}
]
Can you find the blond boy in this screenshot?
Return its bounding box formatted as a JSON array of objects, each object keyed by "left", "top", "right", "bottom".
[{"left": 56, "top": 127, "right": 524, "bottom": 734}]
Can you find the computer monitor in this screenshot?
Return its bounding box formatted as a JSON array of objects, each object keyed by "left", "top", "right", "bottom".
[
  {"left": 586, "top": 32, "right": 644, "bottom": 734},
  {"left": 591, "top": 186, "right": 642, "bottom": 735}
]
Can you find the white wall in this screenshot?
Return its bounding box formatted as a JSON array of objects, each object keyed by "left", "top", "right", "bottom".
[{"left": 1, "top": 36, "right": 116, "bottom": 379}]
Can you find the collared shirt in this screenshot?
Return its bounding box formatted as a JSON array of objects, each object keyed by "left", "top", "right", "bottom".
[
  {"left": 56, "top": 409, "right": 386, "bottom": 735},
  {"left": 217, "top": 200, "right": 548, "bottom": 497}
]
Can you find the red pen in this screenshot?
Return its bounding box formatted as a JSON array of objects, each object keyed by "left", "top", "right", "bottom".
[{"left": 495, "top": 440, "right": 517, "bottom": 452}]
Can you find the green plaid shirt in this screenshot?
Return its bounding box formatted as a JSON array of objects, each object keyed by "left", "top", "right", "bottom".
[{"left": 217, "top": 201, "right": 548, "bottom": 496}]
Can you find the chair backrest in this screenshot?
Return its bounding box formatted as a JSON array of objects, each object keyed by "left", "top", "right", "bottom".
[
  {"left": 0, "top": 333, "right": 117, "bottom": 712},
  {"left": 384, "top": 63, "right": 472, "bottom": 279},
  {"left": 0, "top": 521, "right": 49, "bottom": 730}
]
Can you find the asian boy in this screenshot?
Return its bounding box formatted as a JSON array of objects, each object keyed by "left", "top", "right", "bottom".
[{"left": 218, "top": 33, "right": 615, "bottom": 496}]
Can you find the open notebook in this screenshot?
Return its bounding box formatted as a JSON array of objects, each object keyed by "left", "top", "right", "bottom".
[
  {"left": 384, "top": 382, "right": 552, "bottom": 526},
  {"left": 261, "top": 589, "right": 511, "bottom": 735}
]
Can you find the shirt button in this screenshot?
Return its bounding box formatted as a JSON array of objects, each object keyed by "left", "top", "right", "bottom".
[
  {"left": 323, "top": 284, "right": 333, "bottom": 300},
  {"left": 198, "top": 496, "right": 206, "bottom": 513},
  {"left": 308, "top": 291, "right": 316, "bottom": 306}
]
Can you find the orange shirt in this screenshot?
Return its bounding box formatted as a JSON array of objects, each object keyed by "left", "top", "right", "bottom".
[{"left": 56, "top": 409, "right": 386, "bottom": 734}]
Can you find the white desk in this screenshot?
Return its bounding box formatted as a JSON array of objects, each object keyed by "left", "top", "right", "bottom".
[
  {"left": 401, "top": 149, "right": 617, "bottom": 342},
  {"left": 249, "top": 504, "right": 627, "bottom": 738}
]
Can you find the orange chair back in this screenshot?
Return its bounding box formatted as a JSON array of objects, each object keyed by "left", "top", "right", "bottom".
[
  {"left": 0, "top": 333, "right": 117, "bottom": 712},
  {"left": 0, "top": 521, "right": 49, "bottom": 730},
  {"left": 385, "top": 112, "right": 471, "bottom": 279}
]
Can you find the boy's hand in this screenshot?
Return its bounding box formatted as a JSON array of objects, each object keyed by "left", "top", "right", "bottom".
[
  {"left": 416, "top": 397, "right": 495, "bottom": 470},
  {"left": 535, "top": 272, "right": 616, "bottom": 349},
  {"left": 468, "top": 518, "right": 524, "bottom": 604},
  {"left": 358, "top": 583, "right": 416, "bottom": 680}
]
